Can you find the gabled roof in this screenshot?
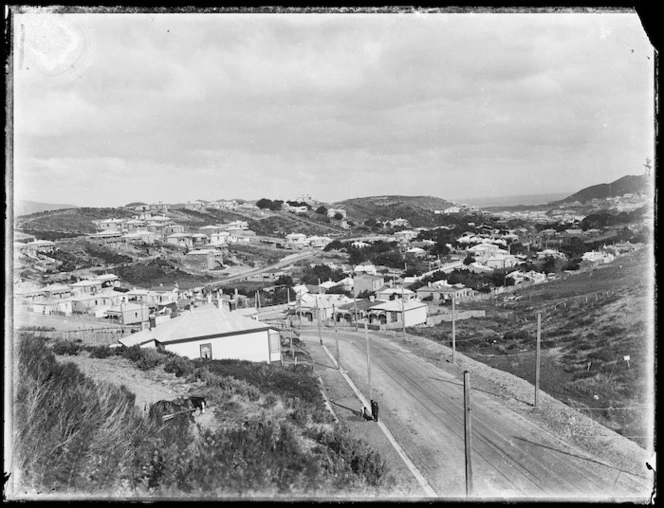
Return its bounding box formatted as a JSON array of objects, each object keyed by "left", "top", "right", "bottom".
[
  {"left": 41, "top": 283, "right": 71, "bottom": 291},
  {"left": 336, "top": 298, "right": 386, "bottom": 312},
  {"left": 119, "top": 304, "right": 275, "bottom": 347},
  {"left": 369, "top": 299, "right": 427, "bottom": 312},
  {"left": 71, "top": 279, "right": 103, "bottom": 287},
  {"left": 376, "top": 287, "right": 414, "bottom": 295}
]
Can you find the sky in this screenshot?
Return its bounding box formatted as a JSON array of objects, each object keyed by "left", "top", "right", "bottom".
[{"left": 12, "top": 9, "right": 655, "bottom": 208}]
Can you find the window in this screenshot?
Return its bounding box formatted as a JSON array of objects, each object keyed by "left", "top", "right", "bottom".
[{"left": 200, "top": 343, "right": 212, "bottom": 359}]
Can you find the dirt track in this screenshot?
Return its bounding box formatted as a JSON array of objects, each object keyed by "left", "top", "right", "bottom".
[{"left": 301, "top": 327, "right": 653, "bottom": 501}]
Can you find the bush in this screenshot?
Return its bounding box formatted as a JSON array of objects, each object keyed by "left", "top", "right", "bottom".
[
  {"left": 88, "top": 345, "right": 116, "bottom": 359},
  {"left": 13, "top": 334, "right": 392, "bottom": 496},
  {"left": 51, "top": 339, "right": 81, "bottom": 356},
  {"left": 164, "top": 356, "right": 195, "bottom": 378},
  {"left": 14, "top": 335, "right": 149, "bottom": 492},
  {"left": 120, "top": 345, "right": 165, "bottom": 371}
]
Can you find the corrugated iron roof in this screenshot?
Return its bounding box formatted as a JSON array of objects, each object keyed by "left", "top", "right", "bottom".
[{"left": 119, "top": 304, "right": 274, "bottom": 347}]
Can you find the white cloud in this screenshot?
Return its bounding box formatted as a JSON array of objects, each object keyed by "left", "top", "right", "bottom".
[{"left": 12, "top": 11, "right": 654, "bottom": 206}]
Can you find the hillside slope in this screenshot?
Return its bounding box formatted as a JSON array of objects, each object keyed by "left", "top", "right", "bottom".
[
  {"left": 557, "top": 175, "right": 648, "bottom": 204},
  {"left": 333, "top": 195, "right": 453, "bottom": 228},
  {"left": 14, "top": 200, "right": 78, "bottom": 217},
  {"left": 410, "top": 246, "right": 653, "bottom": 447}
]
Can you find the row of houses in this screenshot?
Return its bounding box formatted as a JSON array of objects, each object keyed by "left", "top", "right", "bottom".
[
  {"left": 124, "top": 200, "right": 248, "bottom": 213},
  {"left": 285, "top": 233, "right": 334, "bottom": 249},
  {"left": 289, "top": 292, "right": 429, "bottom": 329},
  {"left": 15, "top": 274, "right": 190, "bottom": 325}
]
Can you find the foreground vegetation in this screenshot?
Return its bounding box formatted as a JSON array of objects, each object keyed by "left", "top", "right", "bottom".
[{"left": 12, "top": 335, "right": 389, "bottom": 498}]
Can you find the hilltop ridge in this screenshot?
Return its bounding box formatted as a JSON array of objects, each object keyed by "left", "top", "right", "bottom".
[
  {"left": 333, "top": 195, "right": 455, "bottom": 228},
  {"left": 556, "top": 175, "right": 649, "bottom": 204}
]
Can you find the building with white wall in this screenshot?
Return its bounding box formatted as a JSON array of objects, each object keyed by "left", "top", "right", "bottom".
[{"left": 118, "top": 304, "right": 281, "bottom": 363}]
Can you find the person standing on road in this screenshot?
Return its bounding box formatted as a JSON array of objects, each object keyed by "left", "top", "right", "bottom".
[{"left": 370, "top": 399, "right": 379, "bottom": 422}]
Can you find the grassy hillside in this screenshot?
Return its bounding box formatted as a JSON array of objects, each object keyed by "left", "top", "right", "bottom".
[
  {"left": 558, "top": 175, "right": 647, "bottom": 204},
  {"left": 334, "top": 195, "right": 453, "bottom": 228},
  {"left": 408, "top": 246, "right": 653, "bottom": 447},
  {"left": 12, "top": 335, "right": 390, "bottom": 497},
  {"left": 16, "top": 207, "right": 136, "bottom": 235},
  {"left": 15, "top": 200, "right": 78, "bottom": 217}
]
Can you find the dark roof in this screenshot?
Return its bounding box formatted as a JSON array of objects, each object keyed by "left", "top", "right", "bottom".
[{"left": 336, "top": 299, "right": 386, "bottom": 311}]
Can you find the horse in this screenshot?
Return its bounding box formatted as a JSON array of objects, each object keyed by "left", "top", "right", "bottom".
[
  {"left": 186, "top": 396, "right": 207, "bottom": 414},
  {"left": 149, "top": 396, "right": 207, "bottom": 423}
]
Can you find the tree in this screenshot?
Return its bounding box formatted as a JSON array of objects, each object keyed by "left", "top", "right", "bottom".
[
  {"left": 463, "top": 254, "right": 475, "bottom": 265},
  {"left": 268, "top": 200, "right": 283, "bottom": 211},
  {"left": 315, "top": 206, "right": 328, "bottom": 215},
  {"left": 325, "top": 285, "right": 352, "bottom": 297},
  {"left": 275, "top": 274, "right": 294, "bottom": 287},
  {"left": 256, "top": 198, "right": 273, "bottom": 210},
  {"left": 333, "top": 212, "right": 344, "bottom": 221}
]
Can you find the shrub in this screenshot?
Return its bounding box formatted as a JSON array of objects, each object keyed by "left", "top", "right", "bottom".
[
  {"left": 164, "top": 356, "right": 195, "bottom": 378},
  {"left": 51, "top": 339, "right": 81, "bottom": 356},
  {"left": 587, "top": 348, "right": 615, "bottom": 362},
  {"left": 120, "top": 345, "right": 165, "bottom": 370},
  {"left": 14, "top": 335, "right": 149, "bottom": 492},
  {"left": 88, "top": 345, "right": 115, "bottom": 359}
]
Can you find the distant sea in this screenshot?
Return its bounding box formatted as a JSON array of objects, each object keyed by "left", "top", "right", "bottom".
[{"left": 458, "top": 192, "right": 570, "bottom": 208}]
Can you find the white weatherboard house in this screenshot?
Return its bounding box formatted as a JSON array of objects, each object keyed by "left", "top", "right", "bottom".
[{"left": 118, "top": 304, "right": 281, "bottom": 363}]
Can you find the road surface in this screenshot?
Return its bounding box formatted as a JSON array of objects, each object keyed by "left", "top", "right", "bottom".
[
  {"left": 205, "top": 250, "right": 316, "bottom": 287},
  {"left": 300, "top": 327, "right": 650, "bottom": 501}
]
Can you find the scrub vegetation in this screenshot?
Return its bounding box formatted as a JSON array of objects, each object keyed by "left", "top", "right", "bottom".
[{"left": 13, "top": 334, "right": 389, "bottom": 497}]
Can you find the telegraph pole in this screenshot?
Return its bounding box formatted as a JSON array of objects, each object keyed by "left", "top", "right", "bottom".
[
  {"left": 452, "top": 294, "right": 456, "bottom": 364},
  {"left": 354, "top": 291, "right": 359, "bottom": 331},
  {"left": 463, "top": 370, "right": 474, "bottom": 497},
  {"left": 298, "top": 293, "right": 302, "bottom": 331},
  {"left": 365, "top": 322, "right": 372, "bottom": 400},
  {"left": 401, "top": 284, "right": 406, "bottom": 341},
  {"left": 316, "top": 296, "right": 323, "bottom": 345},
  {"left": 333, "top": 304, "right": 340, "bottom": 369},
  {"left": 535, "top": 312, "right": 541, "bottom": 408}
]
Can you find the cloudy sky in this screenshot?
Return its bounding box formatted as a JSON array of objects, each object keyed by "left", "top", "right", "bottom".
[{"left": 12, "top": 10, "right": 654, "bottom": 207}]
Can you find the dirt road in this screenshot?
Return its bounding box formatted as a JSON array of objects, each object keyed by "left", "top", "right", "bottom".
[{"left": 301, "top": 328, "right": 651, "bottom": 501}]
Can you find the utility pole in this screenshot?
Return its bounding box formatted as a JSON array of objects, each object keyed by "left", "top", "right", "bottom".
[
  {"left": 354, "top": 290, "right": 359, "bottom": 332},
  {"left": 365, "top": 322, "right": 372, "bottom": 400},
  {"left": 452, "top": 294, "right": 456, "bottom": 364},
  {"left": 535, "top": 312, "right": 541, "bottom": 408},
  {"left": 333, "top": 304, "right": 340, "bottom": 369},
  {"left": 298, "top": 293, "right": 302, "bottom": 331},
  {"left": 401, "top": 284, "right": 406, "bottom": 341},
  {"left": 463, "top": 370, "right": 474, "bottom": 497},
  {"left": 316, "top": 296, "right": 323, "bottom": 345}
]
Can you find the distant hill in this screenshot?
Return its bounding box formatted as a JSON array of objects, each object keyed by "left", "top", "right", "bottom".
[
  {"left": 333, "top": 195, "right": 453, "bottom": 228},
  {"left": 557, "top": 175, "right": 648, "bottom": 204},
  {"left": 16, "top": 207, "right": 136, "bottom": 235},
  {"left": 14, "top": 200, "right": 78, "bottom": 217}
]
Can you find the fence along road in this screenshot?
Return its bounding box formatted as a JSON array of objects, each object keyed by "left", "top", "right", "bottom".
[{"left": 300, "top": 328, "right": 650, "bottom": 500}]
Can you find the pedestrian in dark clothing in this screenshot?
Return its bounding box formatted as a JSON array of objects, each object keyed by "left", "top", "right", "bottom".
[{"left": 370, "top": 399, "right": 379, "bottom": 422}]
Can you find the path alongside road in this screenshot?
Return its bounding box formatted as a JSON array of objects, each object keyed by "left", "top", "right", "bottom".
[{"left": 300, "top": 328, "right": 651, "bottom": 501}]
